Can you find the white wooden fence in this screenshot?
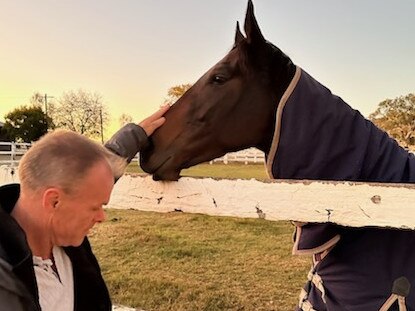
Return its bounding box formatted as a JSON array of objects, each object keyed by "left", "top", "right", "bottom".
[
  {"left": 133, "top": 148, "right": 265, "bottom": 165},
  {"left": 1, "top": 167, "right": 413, "bottom": 229},
  {"left": 209, "top": 148, "right": 265, "bottom": 164},
  {"left": 3, "top": 142, "right": 413, "bottom": 167},
  {"left": 108, "top": 175, "right": 415, "bottom": 229},
  {"left": 0, "top": 142, "right": 31, "bottom": 166},
  {"left": 1, "top": 141, "right": 414, "bottom": 230}
]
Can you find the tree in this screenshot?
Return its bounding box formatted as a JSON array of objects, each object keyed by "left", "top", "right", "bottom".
[
  {"left": 119, "top": 113, "right": 133, "bottom": 127},
  {"left": 165, "top": 83, "right": 192, "bottom": 105},
  {"left": 29, "top": 92, "right": 54, "bottom": 129},
  {"left": 30, "top": 92, "right": 44, "bottom": 107},
  {"left": 2, "top": 105, "right": 51, "bottom": 142},
  {"left": 369, "top": 93, "right": 415, "bottom": 147},
  {"left": 49, "top": 89, "right": 109, "bottom": 139}
]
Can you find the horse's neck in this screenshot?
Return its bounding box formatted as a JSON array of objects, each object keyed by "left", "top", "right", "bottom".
[
  {"left": 266, "top": 68, "right": 415, "bottom": 183},
  {"left": 258, "top": 58, "right": 296, "bottom": 153}
]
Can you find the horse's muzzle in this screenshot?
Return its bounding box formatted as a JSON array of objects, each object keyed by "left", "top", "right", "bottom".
[{"left": 140, "top": 152, "right": 181, "bottom": 181}]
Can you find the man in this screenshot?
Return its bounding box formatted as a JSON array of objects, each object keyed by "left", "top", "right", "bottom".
[{"left": 0, "top": 105, "right": 169, "bottom": 310}]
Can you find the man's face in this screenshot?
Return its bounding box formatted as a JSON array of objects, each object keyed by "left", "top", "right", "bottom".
[{"left": 50, "top": 160, "right": 114, "bottom": 247}]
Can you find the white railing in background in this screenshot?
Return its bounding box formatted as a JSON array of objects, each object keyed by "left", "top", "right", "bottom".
[
  {"left": 1, "top": 142, "right": 265, "bottom": 168},
  {"left": 209, "top": 148, "right": 265, "bottom": 164},
  {"left": 0, "top": 142, "right": 31, "bottom": 166},
  {"left": 1, "top": 141, "right": 413, "bottom": 168},
  {"left": 133, "top": 148, "right": 266, "bottom": 166}
]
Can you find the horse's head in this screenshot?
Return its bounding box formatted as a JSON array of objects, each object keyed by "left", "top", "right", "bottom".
[{"left": 140, "top": 0, "right": 295, "bottom": 180}]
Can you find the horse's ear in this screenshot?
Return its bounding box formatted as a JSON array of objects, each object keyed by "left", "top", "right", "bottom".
[
  {"left": 234, "top": 21, "right": 245, "bottom": 46},
  {"left": 244, "top": 0, "right": 265, "bottom": 44}
]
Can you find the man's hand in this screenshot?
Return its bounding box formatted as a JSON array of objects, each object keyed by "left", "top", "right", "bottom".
[{"left": 139, "top": 105, "right": 170, "bottom": 136}]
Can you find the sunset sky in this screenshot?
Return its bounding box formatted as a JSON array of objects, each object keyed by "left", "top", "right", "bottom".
[{"left": 1, "top": 0, "right": 414, "bottom": 138}]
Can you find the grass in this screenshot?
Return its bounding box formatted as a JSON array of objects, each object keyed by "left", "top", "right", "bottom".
[
  {"left": 89, "top": 163, "right": 310, "bottom": 310},
  {"left": 125, "top": 162, "right": 269, "bottom": 180}
]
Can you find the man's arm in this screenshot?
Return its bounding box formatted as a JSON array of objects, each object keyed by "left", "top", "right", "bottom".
[
  {"left": 105, "top": 104, "right": 170, "bottom": 164},
  {"left": 105, "top": 123, "right": 149, "bottom": 163}
]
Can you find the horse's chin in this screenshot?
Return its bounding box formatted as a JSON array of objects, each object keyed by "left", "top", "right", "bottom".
[
  {"left": 141, "top": 154, "right": 182, "bottom": 181},
  {"left": 152, "top": 170, "right": 181, "bottom": 181},
  {"left": 141, "top": 150, "right": 221, "bottom": 181},
  {"left": 149, "top": 154, "right": 234, "bottom": 181}
]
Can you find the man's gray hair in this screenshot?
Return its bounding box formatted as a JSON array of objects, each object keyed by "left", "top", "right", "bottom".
[{"left": 18, "top": 130, "right": 126, "bottom": 193}]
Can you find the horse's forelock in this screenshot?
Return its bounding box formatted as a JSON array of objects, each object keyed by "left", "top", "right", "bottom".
[
  {"left": 232, "top": 39, "right": 291, "bottom": 87},
  {"left": 233, "top": 40, "right": 251, "bottom": 76}
]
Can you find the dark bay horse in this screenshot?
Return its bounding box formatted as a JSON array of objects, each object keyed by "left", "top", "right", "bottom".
[{"left": 141, "top": 1, "right": 415, "bottom": 310}]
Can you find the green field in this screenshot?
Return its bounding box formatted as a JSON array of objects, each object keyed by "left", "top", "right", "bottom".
[
  {"left": 90, "top": 163, "right": 310, "bottom": 310},
  {"left": 125, "top": 162, "right": 269, "bottom": 180},
  {"left": 127, "top": 163, "right": 268, "bottom": 180}
]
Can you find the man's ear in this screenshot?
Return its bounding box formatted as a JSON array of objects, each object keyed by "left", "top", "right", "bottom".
[{"left": 42, "top": 188, "right": 60, "bottom": 211}]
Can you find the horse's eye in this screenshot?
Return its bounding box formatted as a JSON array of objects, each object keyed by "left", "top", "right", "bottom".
[{"left": 212, "top": 75, "right": 227, "bottom": 85}]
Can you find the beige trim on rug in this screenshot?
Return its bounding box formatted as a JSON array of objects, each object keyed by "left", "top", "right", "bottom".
[
  {"left": 266, "top": 66, "right": 302, "bottom": 179},
  {"left": 292, "top": 225, "right": 341, "bottom": 256},
  {"left": 379, "top": 294, "right": 407, "bottom": 311}
]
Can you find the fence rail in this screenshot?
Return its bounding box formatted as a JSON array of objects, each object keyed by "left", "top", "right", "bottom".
[
  {"left": 1, "top": 142, "right": 265, "bottom": 167},
  {"left": 0, "top": 142, "right": 31, "bottom": 166},
  {"left": 209, "top": 148, "right": 265, "bottom": 164},
  {"left": 109, "top": 175, "right": 415, "bottom": 229}
]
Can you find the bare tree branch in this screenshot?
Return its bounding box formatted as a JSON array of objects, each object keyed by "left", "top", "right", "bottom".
[{"left": 49, "top": 89, "right": 109, "bottom": 139}]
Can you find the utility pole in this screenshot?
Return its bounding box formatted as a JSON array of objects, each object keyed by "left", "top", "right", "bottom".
[
  {"left": 100, "top": 107, "right": 104, "bottom": 144},
  {"left": 44, "top": 94, "right": 54, "bottom": 117},
  {"left": 44, "top": 94, "right": 55, "bottom": 131},
  {"left": 44, "top": 93, "right": 48, "bottom": 116}
]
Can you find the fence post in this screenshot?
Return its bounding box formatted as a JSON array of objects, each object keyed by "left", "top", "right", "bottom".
[{"left": 11, "top": 142, "right": 15, "bottom": 164}]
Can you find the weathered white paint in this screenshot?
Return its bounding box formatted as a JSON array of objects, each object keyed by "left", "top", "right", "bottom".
[
  {"left": 2, "top": 166, "right": 414, "bottom": 230},
  {"left": 109, "top": 174, "right": 415, "bottom": 230}
]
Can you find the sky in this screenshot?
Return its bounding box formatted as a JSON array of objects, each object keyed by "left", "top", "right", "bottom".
[{"left": 1, "top": 0, "right": 414, "bottom": 138}]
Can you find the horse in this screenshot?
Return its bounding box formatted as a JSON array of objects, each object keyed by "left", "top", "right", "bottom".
[{"left": 140, "top": 1, "right": 415, "bottom": 310}]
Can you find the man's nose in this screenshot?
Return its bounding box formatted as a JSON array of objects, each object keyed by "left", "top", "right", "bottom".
[{"left": 95, "top": 207, "right": 106, "bottom": 223}]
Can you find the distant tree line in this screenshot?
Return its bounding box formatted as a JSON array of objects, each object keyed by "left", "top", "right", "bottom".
[
  {"left": 164, "top": 83, "right": 192, "bottom": 105},
  {"left": 1, "top": 89, "right": 109, "bottom": 143},
  {"left": 369, "top": 93, "right": 415, "bottom": 149}
]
